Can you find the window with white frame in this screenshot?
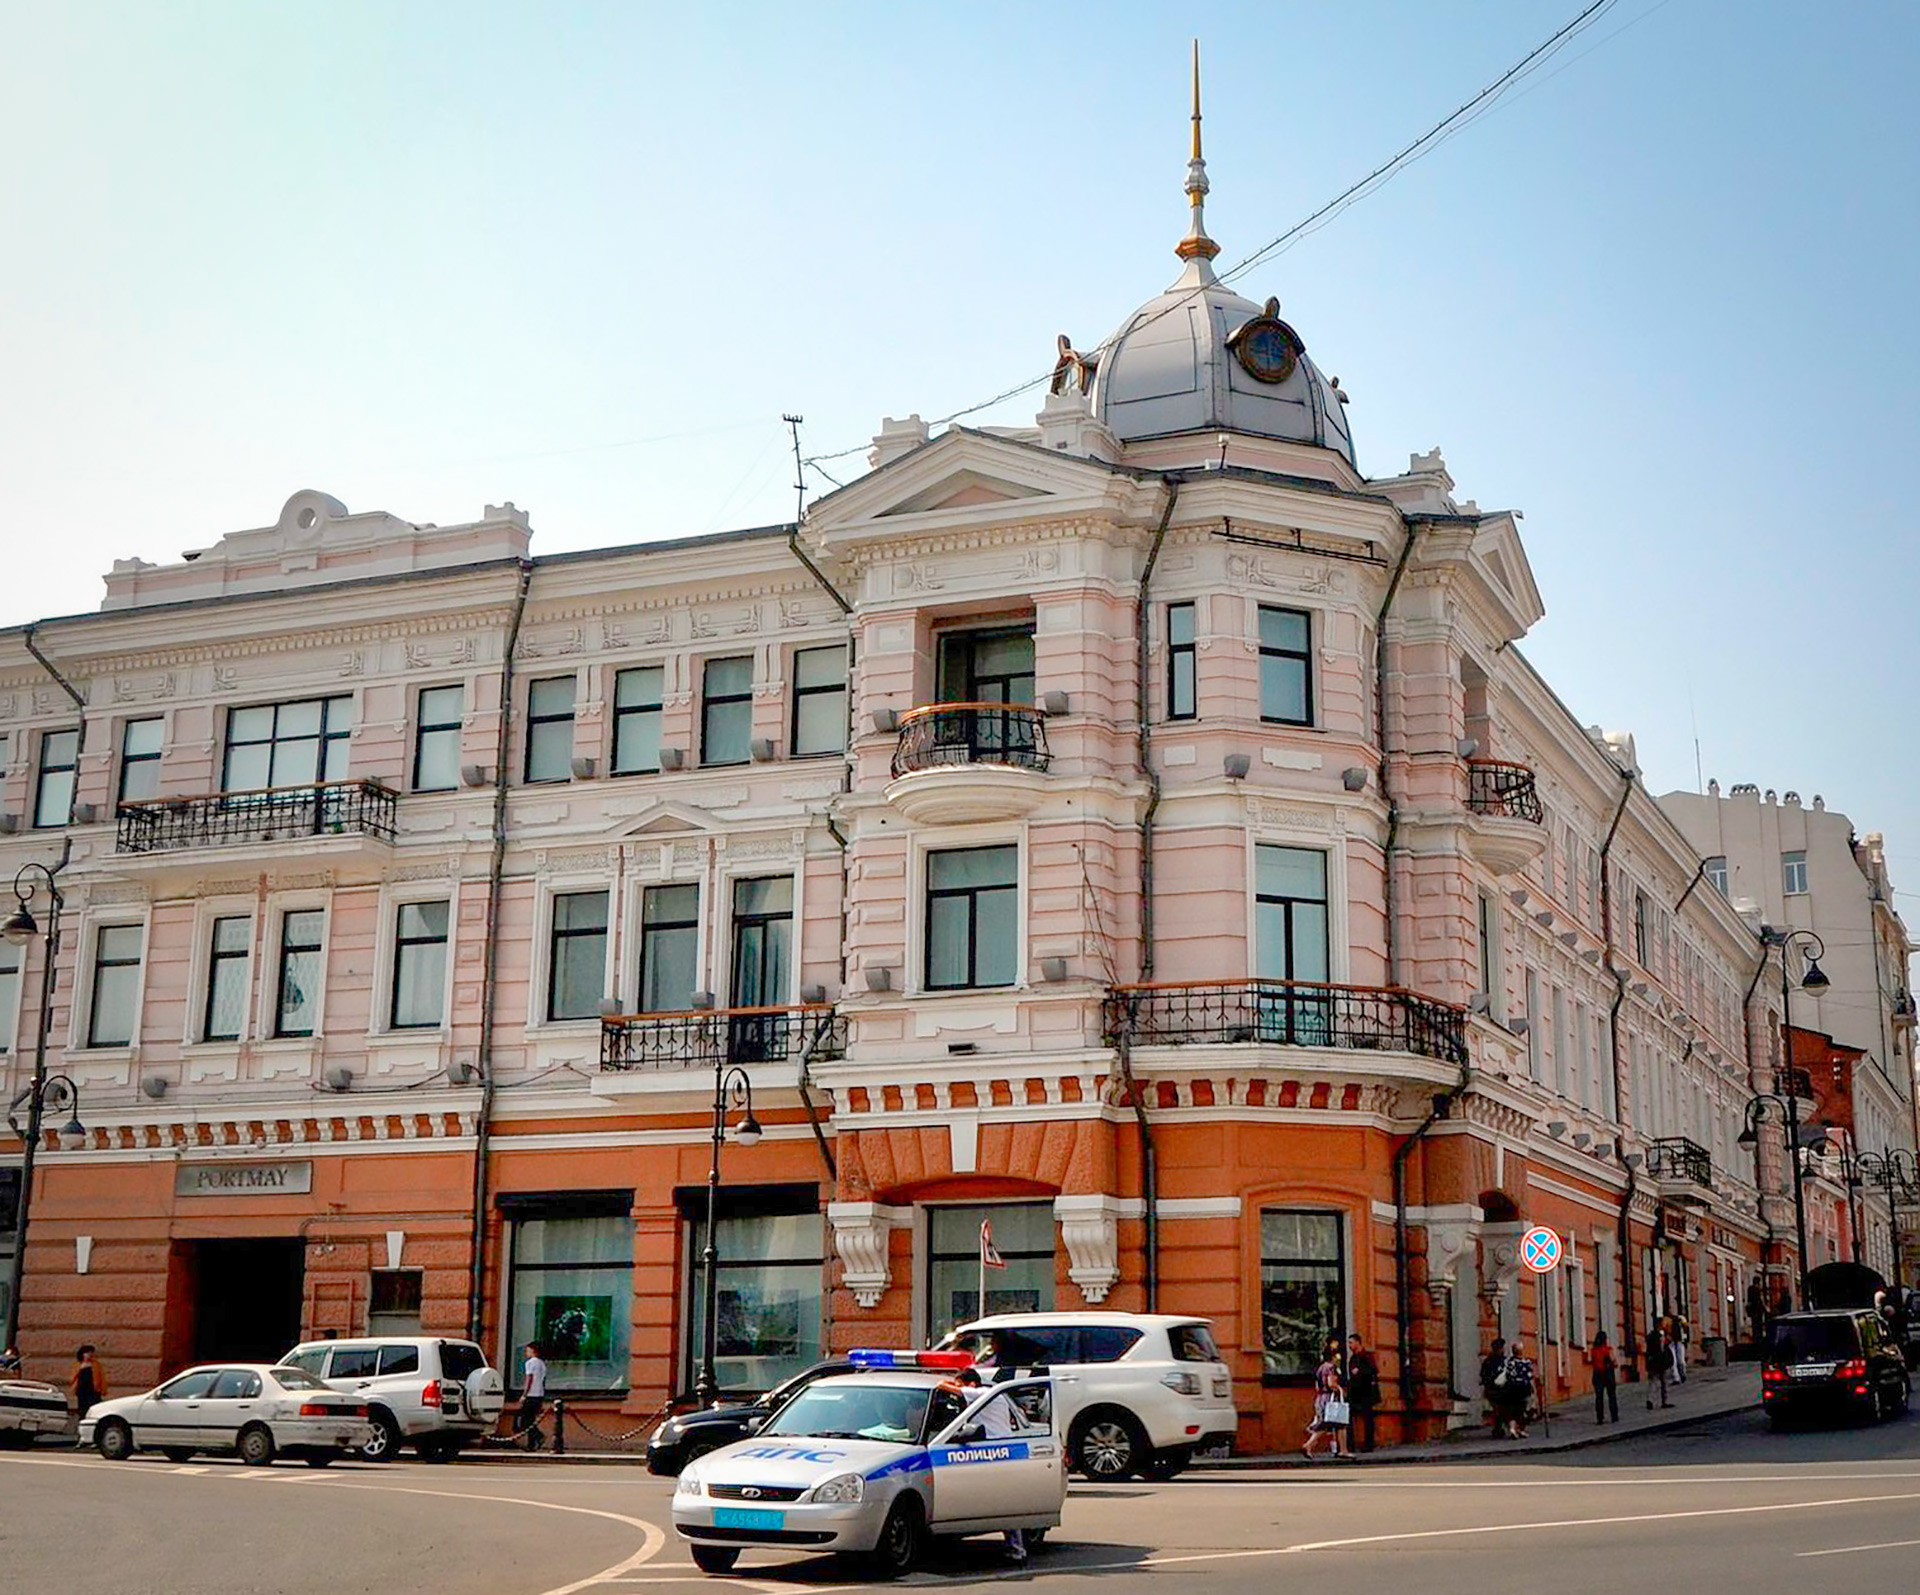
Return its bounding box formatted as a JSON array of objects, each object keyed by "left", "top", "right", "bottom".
[
  {"left": 611, "top": 665, "right": 664, "bottom": 776},
  {"left": 1254, "top": 846, "right": 1331, "bottom": 984},
  {"left": 412, "top": 685, "right": 464, "bottom": 792},
  {"left": 0, "top": 939, "right": 20, "bottom": 1052},
  {"left": 1573, "top": 1003, "right": 1591, "bottom": 1109},
  {"left": 1782, "top": 851, "right": 1808, "bottom": 896},
  {"left": 524, "top": 678, "right": 577, "bottom": 784},
  {"left": 390, "top": 901, "right": 450, "bottom": 1029},
  {"left": 223, "top": 697, "right": 351, "bottom": 792},
  {"left": 87, "top": 924, "right": 144, "bottom": 1047},
  {"left": 34, "top": 728, "right": 79, "bottom": 828},
  {"left": 1565, "top": 1248, "right": 1587, "bottom": 1347},
  {"left": 274, "top": 909, "right": 325, "bottom": 1038},
  {"left": 638, "top": 884, "right": 699, "bottom": 1012},
  {"left": 1525, "top": 968, "right": 1543, "bottom": 1081},
  {"left": 1166, "top": 602, "right": 1197, "bottom": 721},
  {"left": 789, "top": 646, "right": 848, "bottom": 757},
  {"left": 925, "top": 845, "right": 1018, "bottom": 990},
  {"left": 118, "top": 717, "right": 163, "bottom": 804},
  {"left": 547, "top": 890, "right": 609, "bottom": 1021},
  {"left": 1552, "top": 986, "right": 1570, "bottom": 1097},
  {"left": 203, "top": 915, "right": 251, "bottom": 1042},
  {"left": 700, "top": 657, "right": 754, "bottom": 767},
  {"left": 1257, "top": 606, "right": 1313, "bottom": 725}
]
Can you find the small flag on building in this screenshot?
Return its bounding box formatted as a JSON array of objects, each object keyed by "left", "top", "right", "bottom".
[{"left": 980, "top": 1217, "right": 1007, "bottom": 1270}]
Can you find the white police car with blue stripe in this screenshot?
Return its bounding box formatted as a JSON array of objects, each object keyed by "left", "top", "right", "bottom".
[{"left": 672, "top": 1350, "right": 1066, "bottom": 1577}]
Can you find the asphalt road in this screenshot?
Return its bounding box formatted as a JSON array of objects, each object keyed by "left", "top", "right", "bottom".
[{"left": 5, "top": 1407, "right": 1919, "bottom": 1595}]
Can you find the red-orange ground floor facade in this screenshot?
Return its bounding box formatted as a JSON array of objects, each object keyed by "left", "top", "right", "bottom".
[{"left": 3, "top": 1101, "right": 1771, "bottom": 1451}]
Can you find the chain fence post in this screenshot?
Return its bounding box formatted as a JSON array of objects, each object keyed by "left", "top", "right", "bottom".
[{"left": 552, "top": 1398, "right": 566, "bottom": 1455}]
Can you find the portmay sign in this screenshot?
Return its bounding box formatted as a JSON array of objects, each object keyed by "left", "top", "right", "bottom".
[{"left": 174, "top": 1160, "right": 313, "bottom": 1197}]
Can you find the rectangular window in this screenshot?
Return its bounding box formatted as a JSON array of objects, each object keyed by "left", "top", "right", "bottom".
[
  {"left": 639, "top": 884, "right": 700, "bottom": 1013},
  {"left": 1167, "top": 602, "right": 1196, "bottom": 720},
  {"left": 203, "top": 915, "right": 251, "bottom": 1042},
  {"left": 223, "top": 697, "right": 352, "bottom": 793},
  {"left": 925, "top": 845, "right": 1018, "bottom": 990},
  {"left": 611, "top": 666, "right": 665, "bottom": 775},
  {"left": 700, "top": 657, "right": 754, "bottom": 766},
  {"left": 0, "top": 939, "right": 18, "bottom": 1052},
  {"left": 1552, "top": 986, "right": 1570, "bottom": 1096},
  {"left": 506, "top": 1208, "right": 634, "bottom": 1394},
  {"left": 1573, "top": 1004, "right": 1591, "bottom": 1109},
  {"left": 33, "top": 729, "right": 79, "bottom": 828},
  {"left": 524, "top": 677, "right": 577, "bottom": 784},
  {"left": 927, "top": 1202, "right": 1054, "bottom": 1338},
  {"left": 729, "top": 876, "right": 794, "bottom": 1061},
  {"left": 790, "top": 646, "right": 848, "bottom": 757},
  {"left": 688, "top": 1207, "right": 826, "bottom": 1396},
  {"left": 1476, "top": 893, "right": 1497, "bottom": 1000},
  {"left": 1254, "top": 845, "right": 1331, "bottom": 983},
  {"left": 412, "top": 685, "right": 464, "bottom": 792},
  {"left": 547, "top": 890, "right": 609, "bottom": 1021},
  {"left": 118, "top": 718, "right": 163, "bottom": 804},
  {"left": 1259, "top": 1209, "right": 1345, "bottom": 1383},
  {"left": 274, "top": 909, "right": 324, "bottom": 1038},
  {"left": 1525, "top": 968, "right": 1543, "bottom": 1082},
  {"left": 1705, "top": 856, "right": 1728, "bottom": 896},
  {"left": 390, "top": 901, "right": 450, "bottom": 1029},
  {"left": 1633, "top": 890, "right": 1650, "bottom": 967},
  {"left": 88, "top": 924, "right": 143, "bottom": 1048},
  {"left": 937, "top": 628, "right": 1034, "bottom": 705},
  {"left": 368, "top": 1269, "right": 424, "bottom": 1336},
  {"left": 1782, "top": 851, "right": 1808, "bottom": 895},
  {"left": 1257, "top": 606, "right": 1313, "bottom": 725}
]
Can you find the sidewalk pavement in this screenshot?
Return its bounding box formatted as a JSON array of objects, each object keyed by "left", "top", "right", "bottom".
[{"left": 455, "top": 1362, "right": 1761, "bottom": 1468}]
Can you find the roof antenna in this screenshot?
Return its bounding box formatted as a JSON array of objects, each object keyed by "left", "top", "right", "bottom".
[{"left": 784, "top": 413, "right": 806, "bottom": 524}]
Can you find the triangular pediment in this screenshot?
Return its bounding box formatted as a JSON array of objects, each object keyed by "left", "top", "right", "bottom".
[
  {"left": 878, "top": 469, "right": 1049, "bottom": 516},
  {"left": 614, "top": 799, "right": 722, "bottom": 838},
  {"left": 1468, "top": 511, "right": 1545, "bottom": 637}
]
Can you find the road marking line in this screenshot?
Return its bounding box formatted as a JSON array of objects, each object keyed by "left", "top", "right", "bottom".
[
  {"left": 1089, "top": 1468, "right": 1920, "bottom": 1492},
  {"left": 172, "top": 1465, "right": 209, "bottom": 1474},
  {"left": 1798, "top": 1537, "right": 1920, "bottom": 1559}
]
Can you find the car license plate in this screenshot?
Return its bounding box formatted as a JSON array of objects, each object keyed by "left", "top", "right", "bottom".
[
  {"left": 713, "top": 1508, "right": 785, "bottom": 1532},
  {"left": 1792, "top": 1363, "right": 1836, "bottom": 1379}
]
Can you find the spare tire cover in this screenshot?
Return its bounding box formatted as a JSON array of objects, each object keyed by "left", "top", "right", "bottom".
[{"left": 467, "top": 1365, "right": 505, "bottom": 1421}]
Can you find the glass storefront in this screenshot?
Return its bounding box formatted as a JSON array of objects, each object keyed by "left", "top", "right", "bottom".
[
  {"left": 926, "top": 1202, "right": 1056, "bottom": 1339},
  {"left": 686, "top": 1208, "right": 824, "bottom": 1396},
  {"left": 1259, "top": 1209, "right": 1345, "bottom": 1383},
  {"left": 504, "top": 1203, "right": 633, "bottom": 1395}
]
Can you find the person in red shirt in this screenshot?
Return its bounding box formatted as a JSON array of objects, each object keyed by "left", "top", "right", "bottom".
[{"left": 1589, "top": 1330, "right": 1619, "bottom": 1423}]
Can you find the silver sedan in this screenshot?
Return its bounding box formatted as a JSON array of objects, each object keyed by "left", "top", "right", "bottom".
[{"left": 80, "top": 1363, "right": 374, "bottom": 1467}]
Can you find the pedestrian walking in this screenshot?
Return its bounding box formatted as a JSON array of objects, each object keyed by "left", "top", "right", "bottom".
[
  {"left": 1343, "top": 1333, "right": 1381, "bottom": 1454},
  {"left": 1495, "top": 1338, "right": 1536, "bottom": 1439},
  {"left": 1479, "top": 1336, "right": 1507, "bottom": 1429},
  {"left": 516, "top": 1340, "right": 548, "bottom": 1451},
  {"left": 1589, "top": 1330, "right": 1619, "bottom": 1423},
  {"left": 68, "top": 1345, "right": 107, "bottom": 1424},
  {"left": 1644, "top": 1320, "right": 1672, "bottom": 1409},
  {"left": 1302, "top": 1337, "right": 1347, "bottom": 1459},
  {"left": 1670, "top": 1314, "right": 1689, "bottom": 1383}
]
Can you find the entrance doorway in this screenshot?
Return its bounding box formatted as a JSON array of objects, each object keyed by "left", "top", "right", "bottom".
[{"left": 172, "top": 1238, "right": 305, "bottom": 1365}]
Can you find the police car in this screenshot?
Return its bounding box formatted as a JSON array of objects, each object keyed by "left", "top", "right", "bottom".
[{"left": 671, "top": 1350, "right": 1065, "bottom": 1577}]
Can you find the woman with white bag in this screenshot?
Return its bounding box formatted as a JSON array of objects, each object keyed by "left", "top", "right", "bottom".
[{"left": 1303, "top": 1336, "right": 1350, "bottom": 1459}]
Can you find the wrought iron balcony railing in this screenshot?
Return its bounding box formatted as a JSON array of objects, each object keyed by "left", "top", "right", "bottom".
[
  {"left": 1103, "top": 979, "right": 1469, "bottom": 1068},
  {"left": 600, "top": 1003, "right": 846, "bottom": 1072},
  {"left": 116, "top": 781, "right": 398, "bottom": 854},
  {"left": 891, "top": 702, "right": 1050, "bottom": 779},
  {"left": 1648, "top": 1135, "right": 1713, "bottom": 1187},
  {"left": 1465, "top": 759, "right": 1544, "bottom": 824}
]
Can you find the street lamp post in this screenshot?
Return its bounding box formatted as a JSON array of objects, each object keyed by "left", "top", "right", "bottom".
[
  {"left": 2, "top": 856, "right": 76, "bottom": 1354},
  {"left": 693, "top": 1056, "right": 763, "bottom": 1408},
  {"left": 1740, "top": 1091, "right": 1815, "bottom": 1308},
  {"left": 1851, "top": 1149, "right": 1920, "bottom": 1294}
]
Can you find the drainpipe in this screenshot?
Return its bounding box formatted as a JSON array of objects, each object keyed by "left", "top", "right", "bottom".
[
  {"left": 23, "top": 626, "right": 90, "bottom": 826},
  {"left": 467, "top": 559, "right": 535, "bottom": 1341},
  {"left": 1373, "top": 523, "right": 1422, "bottom": 989},
  {"left": 1738, "top": 947, "right": 1778, "bottom": 1289},
  {"left": 1123, "top": 476, "right": 1181, "bottom": 1314},
  {"left": 1595, "top": 763, "right": 1635, "bottom": 1374}
]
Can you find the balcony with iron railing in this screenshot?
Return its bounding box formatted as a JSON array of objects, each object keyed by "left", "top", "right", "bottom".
[
  {"left": 1462, "top": 758, "right": 1546, "bottom": 876},
  {"left": 885, "top": 702, "right": 1053, "bottom": 824},
  {"left": 598, "top": 1003, "right": 846, "bottom": 1074},
  {"left": 1647, "top": 1135, "right": 1713, "bottom": 1200},
  {"left": 1104, "top": 979, "right": 1469, "bottom": 1069},
  {"left": 114, "top": 781, "right": 399, "bottom": 858}
]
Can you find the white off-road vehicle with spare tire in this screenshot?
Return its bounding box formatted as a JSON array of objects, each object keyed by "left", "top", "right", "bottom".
[
  {"left": 279, "top": 1336, "right": 503, "bottom": 1461},
  {"left": 936, "top": 1311, "right": 1237, "bottom": 1480}
]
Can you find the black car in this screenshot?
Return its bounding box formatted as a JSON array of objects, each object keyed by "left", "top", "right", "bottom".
[
  {"left": 1762, "top": 1310, "right": 1911, "bottom": 1427},
  {"left": 644, "top": 1359, "right": 856, "bottom": 1476}
]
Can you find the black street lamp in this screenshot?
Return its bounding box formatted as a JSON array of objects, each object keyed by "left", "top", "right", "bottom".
[
  {"left": 1740, "top": 1086, "right": 1823, "bottom": 1308},
  {"left": 693, "top": 1059, "right": 762, "bottom": 1408},
  {"left": 2, "top": 855, "right": 73, "bottom": 1353},
  {"left": 1843, "top": 1147, "right": 1920, "bottom": 1293}
]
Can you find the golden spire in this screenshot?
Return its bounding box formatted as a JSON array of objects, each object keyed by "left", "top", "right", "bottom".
[{"left": 1176, "top": 39, "right": 1220, "bottom": 267}]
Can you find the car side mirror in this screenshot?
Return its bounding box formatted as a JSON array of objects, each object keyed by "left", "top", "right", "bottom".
[
  {"left": 956, "top": 1422, "right": 983, "bottom": 1444},
  {"left": 742, "top": 1415, "right": 764, "bottom": 1434}
]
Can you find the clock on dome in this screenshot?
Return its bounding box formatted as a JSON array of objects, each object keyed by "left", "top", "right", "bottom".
[{"left": 1227, "top": 298, "right": 1306, "bottom": 385}]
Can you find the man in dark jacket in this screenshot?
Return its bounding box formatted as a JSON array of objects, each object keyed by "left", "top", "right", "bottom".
[
  {"left": 1479, "top": 1337, "right": 1506, "bottom": 1429},
  {"left": 1644, "top": 1321, "right": 1672, "bottom": 1410},
  {"left": 1344, "top": 1334, "right": 1382, "bottom": 1453}
]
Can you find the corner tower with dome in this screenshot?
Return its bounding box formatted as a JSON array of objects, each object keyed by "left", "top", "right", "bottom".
[{"left": 0, "top": 51, "right": 1796, "bottom": 1465}]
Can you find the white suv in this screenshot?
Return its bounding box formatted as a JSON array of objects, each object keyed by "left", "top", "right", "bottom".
[
  {"left": 279, "top": 1337, "right": 504, "bottom": 1462},
  {"left": 935, "top": 1311, "right": 1237, "bottom": 1479}
]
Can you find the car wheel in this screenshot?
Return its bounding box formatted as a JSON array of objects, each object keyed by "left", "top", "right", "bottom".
[
  {"left": 304, "top": 1453, "right": 335, "bottom": 1468},
  {"left": 861, "top": 1495, "right": 925, "bottom": 1580},
  {"left": 1071, "top": 1410, "right": 1148, "bottom": 1480},
  {"left": 361, "top": 1409, "right": 402, "bottom": 1463},
  {"left": 94, "top": 1419, "right": 134, "bottom": 1462},
  {"left": 238, "top": 1424, "right": 276, "bottom": 1467},
  {"left": 161, "top": 1448, "right": 195, "bottom": 1464},
  {"left": 690, "top": 1546, "right": 740, "bottom": 1575}
]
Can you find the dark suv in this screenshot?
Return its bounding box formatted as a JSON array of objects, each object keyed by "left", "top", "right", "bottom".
[{"left": 1762, "top": 1310, "right": 1911, "bottom": 1427}]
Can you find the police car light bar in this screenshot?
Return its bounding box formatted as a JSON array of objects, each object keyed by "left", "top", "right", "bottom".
[{"left": 847, "top": 1349, "right": 975, "bottom": 1371}]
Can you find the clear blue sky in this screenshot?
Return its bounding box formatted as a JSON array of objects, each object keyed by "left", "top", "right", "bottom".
[{"left": 4, "top": 2, "right": 1916, "bottom": 899}]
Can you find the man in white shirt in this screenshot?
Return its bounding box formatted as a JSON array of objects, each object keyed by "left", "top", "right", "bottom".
[
  {"left": 518, "top": 1341, "right": 549, "bottom": 1451},
  {"left": 950, "top": 1368, "right": 1029, "bottom": 1563}
]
